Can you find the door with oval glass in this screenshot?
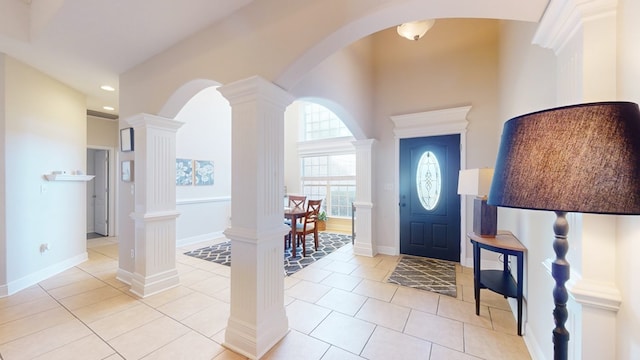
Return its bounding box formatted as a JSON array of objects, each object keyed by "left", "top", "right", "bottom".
[{"left": 399, "top": 134, "right": 460, "bottom": 262}]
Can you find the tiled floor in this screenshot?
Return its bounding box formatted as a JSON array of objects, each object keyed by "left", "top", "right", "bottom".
[{"left": 0, "top": 236, "right": 531, "bottom": 360}]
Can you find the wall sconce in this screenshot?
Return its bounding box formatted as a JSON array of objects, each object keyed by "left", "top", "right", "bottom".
[
  {"left": 396, "top": 20, "right": 436, "bottom": 41},
  {"left": 458, "top": 168, "right": 497, "bottom": 237}
]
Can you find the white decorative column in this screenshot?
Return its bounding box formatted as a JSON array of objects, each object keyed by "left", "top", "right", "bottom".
[
  {"left": 534, "top": 1, "right": 621, "bottom": 359},
  {"left": 218, "top": 76, "right": 293, "bottom": 360},
  {"left": 127, "top": 114, "right": 184, "bottom": 298},
  {"left": 352, "top": 139, "right": 376, "bottom": 257}
]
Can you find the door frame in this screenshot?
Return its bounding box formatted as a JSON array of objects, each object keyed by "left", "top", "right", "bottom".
[
  {"left": 87, "top": 145, "right": 118, "bottom": 237},
  {"left": 391, "top": 106, "right": 471, "bottom": 266}
]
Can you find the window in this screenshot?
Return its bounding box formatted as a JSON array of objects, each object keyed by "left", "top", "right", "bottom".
[
  {"left": 301, "top": 155, "right": 355, "bottom": 218},
  {"left": 298, "top": 102, "right": 355, "bottom": 218},
  {"left": 416, "top": 150, "right": 442, "bottom": 211}
]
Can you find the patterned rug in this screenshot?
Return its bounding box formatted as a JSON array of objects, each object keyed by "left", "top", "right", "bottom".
[
  {"left": 387, "top": 256, "right": 457, "bottom": 297},
  {"left": 184, "top": 232, "right": 352, "bottom": 276}
]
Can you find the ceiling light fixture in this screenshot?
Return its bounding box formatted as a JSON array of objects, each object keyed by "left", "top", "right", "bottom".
[
  {"left": 397, "top": 20, "right": 436, "bottom": 41},
  {"left": 100, "top": 85, "right": 115, "bottom": 92},
  {"left": 103, "top": 106, "right": 115, "bottom": 111}
]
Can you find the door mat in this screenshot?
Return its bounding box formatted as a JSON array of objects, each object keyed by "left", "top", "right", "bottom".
[
  {"left": 184, "top": 232, "right": 352, "bottom": 276},
  {"left": 387, "top": 256, "right": 457, "bottom": 297}
]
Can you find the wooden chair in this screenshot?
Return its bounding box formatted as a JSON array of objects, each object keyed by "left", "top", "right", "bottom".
[
  {"left": 288, "top": 195, "right": 306, "bottom": 209},
  {"left": 295, "top": 199, "right": 322, "bottom": 257},
  {"left": 285, "top": 195, "right": 307, "bottom": 249}
]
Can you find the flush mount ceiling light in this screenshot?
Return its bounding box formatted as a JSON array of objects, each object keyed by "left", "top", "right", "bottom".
[
  {"left": 100, "top": 85, "right": 115, "bottom": 92},
  {"left": 103, "top": 106, "right": 115, "bottom": 111},
  {"left": 397, "top": 20, "right": 436, "bottom": 41}
]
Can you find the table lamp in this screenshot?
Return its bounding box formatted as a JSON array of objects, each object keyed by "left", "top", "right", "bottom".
[
  {"left": 488, "top": 101, "right": 640, "bottom": 360},
  {"left": 458, "top": 168, "right": 496, "bottom": 237}
]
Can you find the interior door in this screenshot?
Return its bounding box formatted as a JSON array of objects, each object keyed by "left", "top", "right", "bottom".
[
  {"left": 93, "top": 150, "right": 109, "bottom": 236},
  {"left": 399, "top": 134, "right": 460, "bottom": 261}
]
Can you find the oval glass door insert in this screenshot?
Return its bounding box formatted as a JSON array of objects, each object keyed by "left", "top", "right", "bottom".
[{"left": 416, "top": 151, "right": 441, "bottom": 210}]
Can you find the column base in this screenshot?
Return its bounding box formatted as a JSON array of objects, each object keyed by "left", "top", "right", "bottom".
[
  {"left": 129, "top": 268, "right": 179, "bottom": 298},
  {"left": 223, "top": 305, "right": 289, "bottom": 359}
]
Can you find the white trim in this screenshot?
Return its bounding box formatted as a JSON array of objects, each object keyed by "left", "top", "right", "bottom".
[
  {"left": 176, "top": 196, "right": 231, "bottom": 205},
  {"left": 297, "top": 136, "right": 355, "bottom": 157},
  {"left": 392, "top": 106, "right": 471, "bottom": 261},
  {"left": 1, "top": 252, "right": 88, "bottom": 297},
  {"left": 177, "top": 231, "right": 226, "bottom": 247}
]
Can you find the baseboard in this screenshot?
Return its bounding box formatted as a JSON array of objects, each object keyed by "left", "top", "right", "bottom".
[
  {"left": 177, "top": 231, "right": 225, "bottom": 247},
  {"left": 1, "top": 252, "right": 88, "bottom": 297},
  {"left": 376, "top": 245, "right": 397, "bottom": 256},
  {"left": 523, "top": 322, "right": 546, "bottom": 360}
]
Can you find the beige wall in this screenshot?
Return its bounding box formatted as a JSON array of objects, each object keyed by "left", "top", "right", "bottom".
[
  {"left": 371, "top": 18, "right": 502, "bottom": 255},
  {"left": 87, "top": 115, "right": 118, "bottom": 149},
  {"left": 2, "top": 55, "right": 87, "bottom": 294}
]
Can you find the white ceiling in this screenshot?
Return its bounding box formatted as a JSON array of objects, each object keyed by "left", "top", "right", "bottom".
[{"left": 0, "top": 0, "right": 254, "bottom": 119}]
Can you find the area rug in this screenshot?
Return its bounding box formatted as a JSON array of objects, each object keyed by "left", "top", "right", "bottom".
[
  {"left": 387, "top": 255, "right": 457, "bottom": 297},
  {"left": 184, "top": 232, "right": 352, "bottom": 276}
]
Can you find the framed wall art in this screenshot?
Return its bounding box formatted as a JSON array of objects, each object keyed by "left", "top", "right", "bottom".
[
  {"left": 120, "top": 127, "right": 134, "bottom": 152},
  {"left": 121, "top": 160, "right": 134, "bottom": 182},
  {"left": 195, "top": 160, "right": 214, "bottom": 186},
  {"left": 176, "top": 158, "right": 193, "bottom": 185}
]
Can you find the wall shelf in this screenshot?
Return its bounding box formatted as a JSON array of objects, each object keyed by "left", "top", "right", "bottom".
[{"left": 45, "top": 174, "right": 95, "bottom": 181}]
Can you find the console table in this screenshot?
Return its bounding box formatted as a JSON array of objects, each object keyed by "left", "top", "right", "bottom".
[{"left": 468, "top": 230, "right": 526, "bottom": 336}]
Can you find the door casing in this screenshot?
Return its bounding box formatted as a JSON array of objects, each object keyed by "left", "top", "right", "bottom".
[{"left": 391, "top": 106, "right": 471, "bottom": 266}]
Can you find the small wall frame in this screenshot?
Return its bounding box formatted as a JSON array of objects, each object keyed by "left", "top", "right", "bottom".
[
  {"left": 120, "top": 127, "right": 134, "bottom": 152},
  {"left": 121, "top": 160, "right": 134, "bottom": 182}
]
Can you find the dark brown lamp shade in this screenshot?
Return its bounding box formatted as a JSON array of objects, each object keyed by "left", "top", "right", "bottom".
[{"left": 488, "top": 101, "right": 640, "bottom": 214}]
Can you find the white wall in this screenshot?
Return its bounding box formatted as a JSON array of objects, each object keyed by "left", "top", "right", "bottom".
[
  {"left": 1, "top": 55, "right": 88, "bottom": 295},
  {"left": 283, "top": 102, "right": 301, "bottom": 195},
  {"left": 174, "top": 86, "right": 231, "bottom": 245},
  {"left": 616, "top": 0, "right": 640, "bottom": 358}
]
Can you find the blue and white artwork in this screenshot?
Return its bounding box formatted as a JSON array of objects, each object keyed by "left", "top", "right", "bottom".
[
  {"left": 176, "top": 158, "right": 193, "bottom": 185},
  {"left": 195, "top": 160, "right": 214, "bottom": 186}
]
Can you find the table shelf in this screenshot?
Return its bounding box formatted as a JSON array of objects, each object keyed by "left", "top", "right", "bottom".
[{"left": 479, "top": 269, "right": 517, "bottom": 298}]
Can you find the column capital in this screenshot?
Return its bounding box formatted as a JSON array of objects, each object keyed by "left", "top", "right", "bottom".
[
  {"left": 533, "top": 0, "right": 617, "bottom": 53},
  {"left": 219, "top": 76, "right": 294, "bottom": 109},
  {"left": 352, "top": 138, "right": 377, "bottom": 149},
  {"left": 125, "top": 113, "right": 185, "bottom": 132}
]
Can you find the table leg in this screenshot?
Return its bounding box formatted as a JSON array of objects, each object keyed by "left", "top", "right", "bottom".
[
  {"left": 473, "top": 242, "right": 481, "bottom": 316},
  {"left": 291, "top": 217, "right": 297, "bottom": 258},
  {"left": 517, "top": 252, "right": 524, "bottom": 336}
]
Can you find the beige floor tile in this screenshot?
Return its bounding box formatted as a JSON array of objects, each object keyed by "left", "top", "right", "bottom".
[
  {"left": 212, "top": 286, "right": 231, "bottom": 303},
  {"left": 320, "top": 346, "right": 365, "bottom": 360},
  {"left": 72, "top": 293, "right": 139, "bottom": 323},
  {"left": 291, "top": 267, "right": 332, "bottom": 283},
  {"left": 390, "top": 285, "right": 439, "bottom": 314},
  {"left": 31, "top": 334, "right": 116, "bottom": 360},
  {"left": 141, "top": 330, "right": 225, "bottom": 360},
  {"left": 349, "top": 266, "right": 390, "bottom": 282},
  {"left": 405, "top": 309, "right": 464, "bottom": 352},
  {"left": 179, "top": 268, "right": 217, "bottom": 287},
  {"left": 263, "top": 329, "right": 330, "bottom": 360},
  {"left": 0, "top": 306, "right": 75, "bottom": 344},
  {"left": 108, "top": 316, "right": 190, "bottom": 360},
  {"left": 374, "top": 256, "right": 401, "bottom": 271},
  {"left": 464, "top": 323, "right": 531, "bottom": 360},
  {"left": 430, "top": 344, "right": 482, "bottom": 360},
  {"left": 437, "top": 295, "right": 493, "bottom": 329},
  {"left": 188, "top": 275, "right": 230, "bottom": 297},
  {"left": 58, "top": 285, "right": 124, "bottom": 310},
  {"left": 461, "top": 284, "right": 511, "bottom": 310},
  {"left": 348, "top": 255, "right": 383, "bottom": 268},
  {"left": 140, "top": 286, "right": 194, "bottom": 308},
  {"left": 38, "top": 267, "right": 94, "bottom": 290},
  {"left": 0, "top": 319, "right": 92, "bottom": 360},
  {"left": 310, "top": 312, "right": 375, "bottom": 355},
  {"left": 361, "top": 326, "right": 431, "bottom": 360},
  {"left": 156, "top": 291, "right": 218, "bottom": 320},
  {"left": 0, "top": 296, "right": 60, "bottom": 325},
  {"left": 355, "top": 298, "right": 410, "bottom": 332},
  {"left": 320, "top": 273, "right": 362, "bottom": 292},
  {"left": 316, "top": 288, "right": 367, "bottom": 316},
  {"left": 0, "top": 286, "right": 49, "bottom": 310},
  {"left": 319, "top": 260, "right": 359, "bottom": 275},
  {"left": 181, "top": 298, "right": 230, "bottom": 337},
  {"left": 88, "top": 303, "right": 164, "bottom": 340},
  {"left": 489, "top": 307, "right": 519, "bottom": 335},
  {"left": 284, "top": 275, "right": 302, "bottom": 290},
  {"left": 286, "top": 299, "right": 331, "bottom": 334},
  {"left": 352, "top": 279, "right": 398, "bottom": 302},
  {"left": 285, "top": 280, "right": 332, "bottom": 303},
  {"left": 46, "top": 277, "right": 107, "bottom": 299},
  {"left": 103, "top": 354, "right": 125, "bottom": 360},
  {"left": 213, "top": 349, "right": 250, "bottom": 359},
  {"left": 90, "top": 244, "right": 119, "bottom": 259}
]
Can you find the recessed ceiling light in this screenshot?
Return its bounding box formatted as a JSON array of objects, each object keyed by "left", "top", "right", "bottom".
[
  {"left": 100, "top": 85, "right": 115, "bottom": 92},
  {"left": 103, "top": 106, "right": 115, "bottom": 111}
]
